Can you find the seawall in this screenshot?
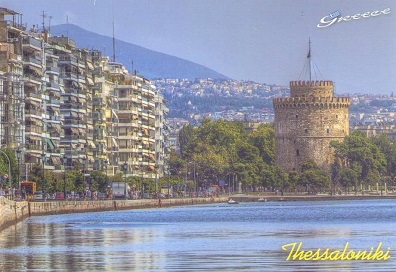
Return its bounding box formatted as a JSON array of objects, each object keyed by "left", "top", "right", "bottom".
[{"left": 0, "top": 196, "right": 228, "bottom": 232}]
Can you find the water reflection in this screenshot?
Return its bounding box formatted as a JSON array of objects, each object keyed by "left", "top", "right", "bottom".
[{"left": 0, "top": 200, "right": 395, "bottom": 271}]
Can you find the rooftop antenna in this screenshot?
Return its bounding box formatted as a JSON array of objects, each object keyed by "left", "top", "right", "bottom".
[
  {"left": 112, "top": 3, "right": 116, "bottom": 62},
  {"left": 48, "top": 15, "right": 52, "bottom": 33},
  {"left": 112, "top": 21, "right": 116, "bottom": 62},
  {"left": 41, "top": 11, "right": 47, "bottom": 31},
  {"left": 66, "top": 14, "right": 69, "bottom": 24}
]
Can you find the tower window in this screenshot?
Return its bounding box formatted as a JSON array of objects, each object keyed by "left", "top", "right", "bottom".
[{"left": 296, "top": 149, "right": 300, "bottom": 156}]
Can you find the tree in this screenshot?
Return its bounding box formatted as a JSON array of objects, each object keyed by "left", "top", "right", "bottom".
[
  {"left": 371, "top": 135, "right": 396, "bottom": 184},
  {"left": 249, "top": 124, "right": 275, "bottom": 164},
  {"left": 298, "top": 169, "right": 331, "bottom": 194},
  {"left": 338, "top": 168, "right": 358, "bottom": 193},
  {"left": 331, "top": 131, "right": 386, "bottom": 186},
  {"left": 298, "top": 161, "right": 331, "bottom": 194}
]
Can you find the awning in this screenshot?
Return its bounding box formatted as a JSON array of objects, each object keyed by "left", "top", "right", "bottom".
[
  {"left": 149, "top": 154, "right": 155, "bottom": 161},
  {"left": 26, "top": 100, "right": 40, "bottom": 107},
  {"left": 112, "top": 137, "right": 118, "bottom": 147},
  {"left": 78, "top": 128, "right": 85, "bottom": 135},
  {"left": 86, "top": 77, "right": 94, "bottom": 85},
  {"left": 27, "top": 65, "right": 42, "bottom": 75},
  {"left": 27, "top": 153, "right": 41, "bottom": 158},
  {"left": 50, "top": 156, "right": 61, "bottom": 166},
  {"left": 46, "top": 106, "right": 57, "bottom": 112},
  {"left": 143, "top": 128, "right": 149, "bottom": 135},
  {"left": 51, "top": 123, "right": 61, "bottom": 131},
  {"left": 87, "top": 124, "right": 93, "bottom": 130},
  {"left": 88, "top": 140, "right": 96, "bottom": 148},
  {"left": 26, "top": 118, "right": 42, "bottom": 125},
  {"left": 70, "top": 112, "right": 79, "bottom": 118},
  {"left": 105, "top": 109, "right": 111, "bottom": 119},
  {"left": 44, "top": 138, "right": 55, "bottom": 149},
  {"left": 111, "top": 109, "right": 119, "bottom": 120},
  {"left": 148, "top": 165, "right": 155, "bottom": 171},
  {"left": 27, "top": 135, "right": 41, "bottom": 141},
  {"left": 86, "top": 61, "right": 94, "bottom": 70},
  {"left": 70, "top": 128, "right": 79, "bottom": 135}
]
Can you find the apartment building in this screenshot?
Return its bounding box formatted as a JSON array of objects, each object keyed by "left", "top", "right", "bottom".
[{"left": 0, "top": 7, "right": 168, "bottom": 185}]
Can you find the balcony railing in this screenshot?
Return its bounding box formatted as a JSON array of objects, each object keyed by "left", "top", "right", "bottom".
[
  {"left": 22, "top": 36, "right": 42, "bottom": 48},
  {"left": 46, "top": 66, "right": 60, "bottom": 73}
]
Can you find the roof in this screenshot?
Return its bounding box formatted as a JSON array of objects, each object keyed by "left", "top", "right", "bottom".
[{"left": 0, "top": 7, "right": 19, "bottom": 16}]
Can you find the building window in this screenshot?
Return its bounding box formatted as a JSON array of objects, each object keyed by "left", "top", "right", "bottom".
[
  {"left": 304, "top": 128, "right": 308, "bottom": 133},
  {"left": 336, "top": 114, "right": 338, "bottom": 119},
  {"left": 296, "top": 149, "right": 299, "bottom": 156},
  {"left": 296, "top": 114, "right": 298, "bottom": 119},
  {"left": 327, "top": 128, "right": 330, "bottom": 134}
]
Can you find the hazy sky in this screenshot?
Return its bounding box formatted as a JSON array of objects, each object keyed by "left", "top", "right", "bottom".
[{"left": 3, "top": 0, "right": 396, "bottom": 94}]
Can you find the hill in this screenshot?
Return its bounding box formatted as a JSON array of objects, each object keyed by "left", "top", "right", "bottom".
[{"left": 50, "top": 24, "right": 229, "bottom": 80}]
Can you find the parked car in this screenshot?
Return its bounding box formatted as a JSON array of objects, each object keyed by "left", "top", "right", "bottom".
[
  {"left": 55, "top": 192, "right": 65, "bottom": 200},
  {"left": 34, "top": 191, "right": 43, "bottom": 200}
]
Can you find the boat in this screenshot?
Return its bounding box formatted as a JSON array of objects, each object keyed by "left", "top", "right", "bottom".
[
  {"left": 228, "top": 198, "right": 239, "bottom": 204},
  {"left": 257, "top": 197, "right": 267, "bottom": 202}
]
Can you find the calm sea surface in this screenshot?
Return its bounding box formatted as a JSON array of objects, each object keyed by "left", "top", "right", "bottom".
[{"left": 1, "top": 199, "right": 396, "bottom": 271}]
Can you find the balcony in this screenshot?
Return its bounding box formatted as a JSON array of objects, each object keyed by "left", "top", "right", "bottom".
[
  {"left": 22, "top": 36, "right": 42, "bottom": 50},
  {"left": 23, "top": 56, "right": 42, "bottom": 67},
  {"left": 46, "top": 66, "right": 60, "bottom": 74},
  {"left": 46, "top": 81, "right": 60, "bottom": 90},
  {"left": 25, "top": 109, "right": 42, "bottom": 116}
]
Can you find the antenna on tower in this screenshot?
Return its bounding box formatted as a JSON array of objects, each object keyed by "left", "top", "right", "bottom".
[
  {"left": 307, "top": 38, "right": 312, "bottom": 81},
  {"left": 299, "top": 39, "right": 324, "bottom": 81}
]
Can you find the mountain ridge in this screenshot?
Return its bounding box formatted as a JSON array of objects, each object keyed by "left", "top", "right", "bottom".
[{"left": 51, "top": 24, "right": 230, "bottom": 80}]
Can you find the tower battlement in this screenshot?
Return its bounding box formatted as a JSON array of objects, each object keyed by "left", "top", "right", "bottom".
[
  {"left": 290, "top": 80, "right": 333, "bottom": 87},
  {"left": 273, "top": 96, "right": 350, "bottom": 107},
  {"left": 289, "top": 80, "right": 334, "bottom": 98}
]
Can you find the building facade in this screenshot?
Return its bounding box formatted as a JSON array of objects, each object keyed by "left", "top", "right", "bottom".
[
  {"left": 0, "top": 7, "right": 169, "bottom": 186},
  {"left": 273, "top": 80, "right": 350, "bottom": 172}
]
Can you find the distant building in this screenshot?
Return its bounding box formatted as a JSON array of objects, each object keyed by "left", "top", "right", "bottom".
[{"left": 351, "top": 124, "right": 396, "bottom": 141}]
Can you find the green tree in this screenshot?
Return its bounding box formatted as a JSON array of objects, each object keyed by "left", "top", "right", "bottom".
[
  {"left": 298, "top": 161, "right": 331, "bottom": 194},
  {"left": 338, "top": 168, "right": 358, "bottom": 193},
  {"left": 249, "top": 124, "right": 275, "bottom": 164},
  {"left": 331, "top": 131, "right": 386, "bottom": 186}
]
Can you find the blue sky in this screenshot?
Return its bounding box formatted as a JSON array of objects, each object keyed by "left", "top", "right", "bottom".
[{"left": 3, "top": 0, "right": 396, "bottom": 94}]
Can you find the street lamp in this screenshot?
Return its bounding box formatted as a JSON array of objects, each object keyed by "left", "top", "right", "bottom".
[
  {"left": 123, "top": 161, "right": 127, "bottom": 182},
  {"left": 16, "top": 148, "right": 21, "bottom": 191},
  {"left": 63, "top": 154, "right": 67, "bottom": 200},
  {"left": 41, "top": 151, "right": 46, "bottom": 200},
  {"left": 167, "top": 168, "right": 176, "bottom": 198},
  {"left": 82, "top": 157, "right": 86, "bottom": 199},
  {"left": 104, "top": 159, "right": 108, "bottom": 181}
]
